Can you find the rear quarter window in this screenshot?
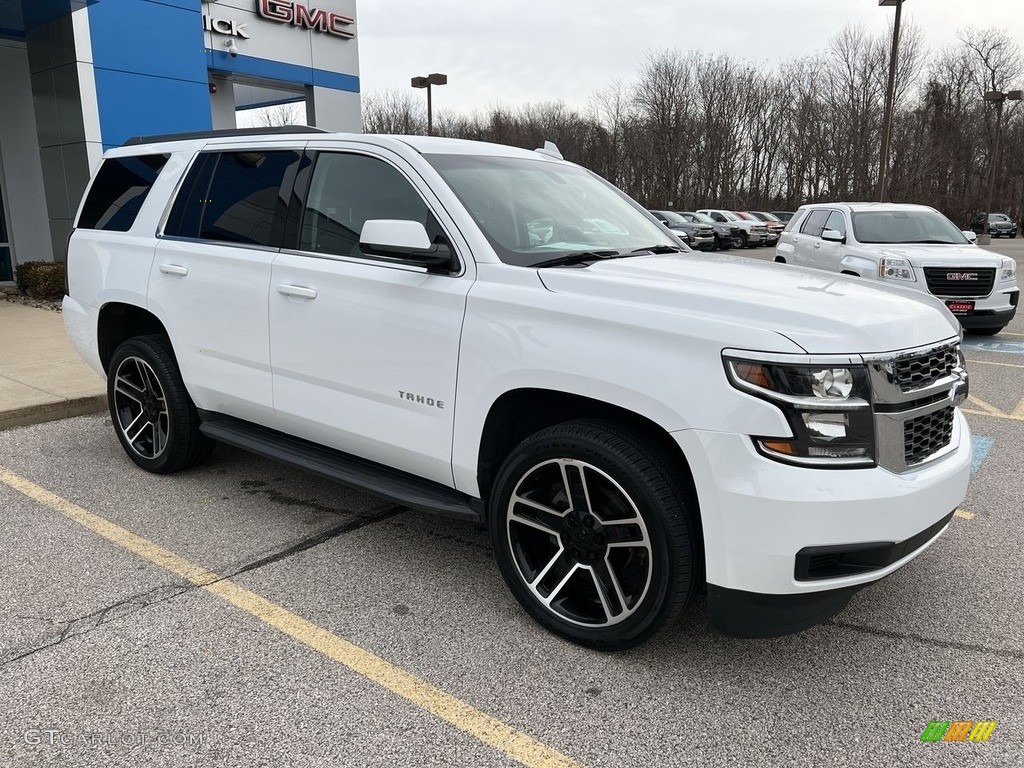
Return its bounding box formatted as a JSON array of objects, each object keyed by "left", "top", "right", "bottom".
[{"left": 77, "top": 154, "right": 169, "bottom": 231}]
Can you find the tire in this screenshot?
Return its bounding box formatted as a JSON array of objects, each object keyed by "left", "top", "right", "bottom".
[
  {"left": 774, "top": 256, "right": 786, "bottom": 264},
  {"left": 968, "top": 327, "right": 1003, "bottom": 336},
  {"left": 739, "top": 232, "right": 749, "bottom": 249},
  {"left": 107, "top": 335, "right": 214, "bottom": 474},
  {"left": 489, "top": 419, "right": 698, "bottom": 651},
  {"left": 717, "top": 235, "right": 731, "bottom": 251}
]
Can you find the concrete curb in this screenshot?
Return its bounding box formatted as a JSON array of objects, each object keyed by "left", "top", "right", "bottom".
[{"left": 0, "top": 395, "right": 108, "bottom": 432}]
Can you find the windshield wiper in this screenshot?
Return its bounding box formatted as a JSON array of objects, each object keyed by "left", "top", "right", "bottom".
[
  {"left": 910, "top": 240, "right": 957, "bottom": 245},
  {"left": 632, "top": 244, "right": 685, "bottom": 254},
  {"left": 532, "top": 250, "right": 626, "bottom": 268}
]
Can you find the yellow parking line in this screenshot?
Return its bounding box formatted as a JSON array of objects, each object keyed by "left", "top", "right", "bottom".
[
  {"left": 0, "top": 465, "right": 581, "bottom": 768},
  {"left": 954, "top": 509, "right": 974, "bottom": 520}
]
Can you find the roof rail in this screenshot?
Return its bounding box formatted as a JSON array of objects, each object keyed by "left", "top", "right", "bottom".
[{"left": 123, "top": 125, "right": 330, "bottom": 146}]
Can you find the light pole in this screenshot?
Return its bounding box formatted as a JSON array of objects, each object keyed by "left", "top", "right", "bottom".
[
  {"left": 978, "top": 88, "right": 1023, "bottom": 245},
  {"left": 878, "top": 0, "right": 906, "bottom": 202},
  {"left": 411, "top": 73, "right": 448, "bottom": 136}
]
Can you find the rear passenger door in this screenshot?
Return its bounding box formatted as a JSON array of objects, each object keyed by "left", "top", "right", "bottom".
[{"left": 150, "top": 146, "right": 303, "bottom": 425}]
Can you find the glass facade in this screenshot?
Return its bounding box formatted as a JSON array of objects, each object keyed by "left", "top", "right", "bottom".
[{"left": 0, "top": 175, "right": 12, "bottom": 282}]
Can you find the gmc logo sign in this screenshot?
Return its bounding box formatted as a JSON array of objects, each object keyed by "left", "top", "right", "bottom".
[
  {"left": 946, "top": 272, "right": 979, "bottom": 281},
  {"left": 257, "top": 0, "right": 355, "bottom": 39}
]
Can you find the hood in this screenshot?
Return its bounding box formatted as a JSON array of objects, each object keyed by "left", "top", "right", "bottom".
[
  {"left": 872, "top": 244, "right": 1006, "bottom": 268},
  {"left": 538, "top": 252, "right": 960, "bottom": 355}
]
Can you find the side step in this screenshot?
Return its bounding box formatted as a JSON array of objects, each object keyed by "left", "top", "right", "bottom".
[{"left": 199, "top": 413, "right": 483, "bottom": 523}]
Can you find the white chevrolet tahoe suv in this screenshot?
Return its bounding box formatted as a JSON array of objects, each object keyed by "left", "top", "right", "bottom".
[
  {"left": 64, "top": 129, "right": 972, "bottom": 650},
  {"left": 776, "top": 203, "right": 1020, "bottom": 335}
]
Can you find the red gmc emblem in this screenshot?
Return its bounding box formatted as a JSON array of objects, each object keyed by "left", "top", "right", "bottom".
[
  {"left": 258, "top": 0, "right": 355, "bottom": 39},
  {"left": 946, "top": 272, "right": 978, "bottom": 281}
]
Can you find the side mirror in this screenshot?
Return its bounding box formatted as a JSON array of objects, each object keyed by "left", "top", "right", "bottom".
[
  {"left": 821, "top": 229, "right": 845, "bottom": 244},
  {"left": 360, "top": 219, "right": 455, "bottom": 272},
  {"left": 962, "top": 230, "right": 978, "bottom": 243}
]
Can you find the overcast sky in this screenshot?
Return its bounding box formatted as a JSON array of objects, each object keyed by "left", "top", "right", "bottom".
[{"left": 356, "top": 0, "right": 1023, "bottom": 114}]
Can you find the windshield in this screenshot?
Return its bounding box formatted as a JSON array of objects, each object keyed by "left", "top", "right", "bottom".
[
  {"left": 717, "top": 211, "right": 740, "bottom": 222},
  {"left": 425, "top": 154, "right": 681, "bottom": 267},
  {"left": 681, "top": 212, "right": 712, "bottom": 224},
  {"left": 653, "top": 210, "right": 687, "bottom": 225},
  {"left": 753, "top": 211, "right": 781, "bottom": 222},
  {"left": 852, "top": 210, "right": 970, "bottom": 245}
]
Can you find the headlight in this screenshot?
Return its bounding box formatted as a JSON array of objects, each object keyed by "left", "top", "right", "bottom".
[
  {"left": 879, "top": 257, "right": 915, "bottom": 281},
  {"left": 1001, "top": 257, "right": 1016, "bottom": 281},
  {"left": 725, "top": 355, "right": 875, "bottom": 467}
]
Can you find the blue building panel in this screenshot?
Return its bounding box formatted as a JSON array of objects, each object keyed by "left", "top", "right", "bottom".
[
  {"left": 89, "top": 0, "right": 211, "bottom": 147},
  {"left": 207, "top": 50, "right": 359, "bottom": 94},
  {"left": 93, "top": 68, "right": 212, "bottom": 147}
]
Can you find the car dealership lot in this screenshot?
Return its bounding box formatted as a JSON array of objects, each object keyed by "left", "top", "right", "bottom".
[{"left": 1, "top": 251, "right": 1022, "bottom": 767}]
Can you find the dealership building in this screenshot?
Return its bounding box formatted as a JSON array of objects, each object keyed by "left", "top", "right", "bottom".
[{"left": 0, "top": 0, "right": 361, "bottom": 283}]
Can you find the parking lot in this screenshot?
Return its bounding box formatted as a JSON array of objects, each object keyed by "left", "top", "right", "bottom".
[{"left": 1, "top": 242, "right": 1022, "bottom": 768}]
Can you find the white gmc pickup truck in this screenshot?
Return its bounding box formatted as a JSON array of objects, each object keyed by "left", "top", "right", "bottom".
[{"left": 63, "top": 129, "right": 972, "bottom": 649}]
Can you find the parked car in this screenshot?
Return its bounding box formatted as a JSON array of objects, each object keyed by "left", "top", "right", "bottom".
[
  {"left": 649, "top": 210, "right": 715, "bottom": 250},
  {"left": 678, "top": 211, "right": 743, "bottom": 250},
  {"left": 696, "top": 209, "right": 768, "bottom": 248},
  {"left": 749, "top": 211, "right": 787, "bottom": 240},
  {"left": 776, "top": 203, "right": 1019, "bottom": 335},
  {"left": 771, "top": 211, "right": 795, "bottom": 223},
  {"left": 971, "top": 212, "right": 1018, "bottom": 238},
  {"left": 65, "top": 131, "right": 971, "bottom": 649},
  {"left": 733, "top": 212, "right": 778, "bottom": 247}
]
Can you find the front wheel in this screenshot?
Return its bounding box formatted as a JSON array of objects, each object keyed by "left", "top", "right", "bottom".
[
  {"left": 489, "top": 420, "right": 698, "bottom": 650},
  {"left": 107, "top": 335, "right": 214, "bottom": 474},
  {"left": 739, "top": 232, "right": 749, "bottom": 249}
]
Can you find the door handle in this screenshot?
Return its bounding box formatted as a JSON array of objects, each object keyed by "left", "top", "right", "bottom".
[
  {"left": 277, "top": 284, "right": 318, "bottom": 300},
  {"left": 813, "top": 242, "right": 822, "bottom": 249},
  {"left": 159, "top": 263, "right": 188, "bottom": 276}
]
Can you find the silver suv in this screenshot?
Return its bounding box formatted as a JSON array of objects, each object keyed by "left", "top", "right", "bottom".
[{"left": 776, "top": 203, "right": 1019, "bottom": 336}]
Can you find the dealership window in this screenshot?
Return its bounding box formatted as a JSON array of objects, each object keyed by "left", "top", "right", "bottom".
[
  {"left": 0, "top": 183, "right": 11, "bottom": 282},
  {"left": 300, "top": 153, "right": 438, "bottom": 259},
  {"left": 77, "top": 154, "right": 169, "bottom": 232}
]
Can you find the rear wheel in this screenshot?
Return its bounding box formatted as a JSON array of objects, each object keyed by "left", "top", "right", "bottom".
[
  {"left": 489, "top": 420, "right": 698, "bottom": 650},
  {"left": 107, "top": 335, "right": 214, "bottom": 474}
]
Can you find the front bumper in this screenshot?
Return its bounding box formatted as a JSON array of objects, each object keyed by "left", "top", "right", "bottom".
[
  {"left": 708, "top": 510, "right": 955, "bottom": 637},
  {"left": 673, "top": 412, "right": 971, "bottom": 629},
  {"left": 691, "top": 235, "right": 715, "bottom": 250}
]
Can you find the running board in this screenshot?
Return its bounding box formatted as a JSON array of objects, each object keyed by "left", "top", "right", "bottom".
[{"left": 198, "top": 413, "right": 483, "bottom": 523}]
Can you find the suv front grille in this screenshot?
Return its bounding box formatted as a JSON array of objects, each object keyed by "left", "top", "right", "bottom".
[
  {"left": 923, "top": 267, "right": 995, "bottom": 297},
  {"left": 866, "top": 340, "right": 966, "bottom": 473},
  {"left": 893, "top": 344, "right": 958, "bottom": 392},
  {"left": 904, "top": 406, "right": 954, "bottom": 466}
]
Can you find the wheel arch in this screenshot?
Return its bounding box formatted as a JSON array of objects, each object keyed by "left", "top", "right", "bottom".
[
  {"left": 476, "top": 388, "right": 703, "bottom": 554},
  {"left": 97, "top": 302, "right": 170, "bottom": 374}
]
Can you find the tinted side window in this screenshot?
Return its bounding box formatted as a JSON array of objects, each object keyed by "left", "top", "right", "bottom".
[
  {"left": 824, "top": 210, "right": 846, "bottom": 237},
  {"left": 300, "top": 153, "right": 437, "bottom": 259},
  {"left": 800, "top": 209, "right": 830, "bottom": 237},
  {"left": 164, "top": 153, "right": 216, "bottom": 238},
  {"left": 200, "top": 150, "right": 300, "bottom": 246},
  {"left": 78, "top": 154, "right": 169, "bottom": 231}
]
